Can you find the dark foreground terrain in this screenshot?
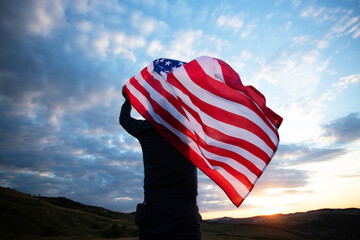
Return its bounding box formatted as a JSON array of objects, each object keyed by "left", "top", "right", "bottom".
[{"left": 0, "top": 186, "right": 359, "bottom": 239}]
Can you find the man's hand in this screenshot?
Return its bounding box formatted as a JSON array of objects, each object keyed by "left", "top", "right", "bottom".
[{"left": 122, "top": 86, "right": 129, "bottom": 99}]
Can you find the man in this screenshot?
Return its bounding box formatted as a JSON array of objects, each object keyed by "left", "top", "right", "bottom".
[{"left": 119, "top": 88, "right": 202, "bottom": 240}]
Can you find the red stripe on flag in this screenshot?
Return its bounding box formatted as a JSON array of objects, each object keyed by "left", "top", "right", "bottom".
[
  {"left": 129, "top": 77, "right": 196, "bottom": 141},
  {"left": 183, "top": 60, "right": 280, "bottom": 139},
  {"left": 207, "top": 159, "right": 253, "bottom": 190},
  {"left": 140, "top": 68, "right": 187, "bottom": 118},
  {"left": 215, "top": 58, "right": 283, "bottom": 129},
  {"left": 123, "top": 56, "right": 282, "bottom": 208},
  {"left": 125, "top": 84, "right": 245, "bottom": 207},
  {"left": 167, "top": 72, "right": 277, "bottom": 153},
  {"left": 194, "top": 132, "right": 263, "bottom": 176}
]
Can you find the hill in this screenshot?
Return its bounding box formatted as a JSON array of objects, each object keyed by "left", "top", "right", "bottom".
[
  {"left": 0, "top": 186, "right": 138, "bottom": 239},
  {"left": 0, "top": 186, "right": 359, "bottom": 239},
  {"left": 205, "top": 208, "right": 360, "bottom": 239}
]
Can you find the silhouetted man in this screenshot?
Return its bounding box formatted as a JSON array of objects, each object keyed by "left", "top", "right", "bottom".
[{"left": 119, "top": 88, "right": 202, "bottom": 240}]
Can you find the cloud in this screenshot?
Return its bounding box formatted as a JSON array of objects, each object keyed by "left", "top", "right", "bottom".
[
  {"left": 316, "top": 57, "right": 331, "bottom": 72},
  {"left": 275, "top": 143, "right": 346, "bottom": 165},
  {"left": 322, "top": 112, "right": 360, "bottom": 144},
  {"left": 300, "top": 4, "right": 360, "bottom": 39},
  {"left": 300, "top": 6, "right": 327, "bottom": 20},
  {"left": 315, "top": 73, "right": 360, "bottom": 104},
  {"left": 253, "top": 165, "right": 310, "bottom": 193},
  {"left": 111, "top": 32, "right": 146, "bottom": 61},
  {"left": 197, "top": 174, "right": 234, "bottom": 211},
  {"left": 250, "top": 44, "right": 323, "bottom": 90},
  {"left": 165, "top": 30, "right": 203, "bottom": 61},
  {"left": 332, "top": 16, "right": 359, "bottom": 34},
  {"left": 0, "top": 107, "right": 144, "bottom": 212},
  {"left": 130, "top": 12, "right": 167, "bottom": 35},
  {"left": 0, "top": 0, "right": 66, "bottom": 36},
  {"left": 146, "top": 40, "right": 163, "bottom": 57},
  {"left": 292, "top": 35, "right": 310, "bottom": 45},
  {"left": 93, "top": 35, "right": 110, "bottom": 57},
  {"left": 0, "top": 0, "right": 147, "bottom": 213},
  {"left": 349, "top": 23, "right": 360, "bottom": 38},
  {"left": 161, "top": 30, "right": 229, "bottom": 61},
  {"left": 317, "top": 40, "right": 330, "bottom": 49},
  {"left": 217, "top": 15, "right": 244, "bottom": 33},
  {"left": 73, "top": 31, "right": 147, "bottom": 61},
  {"left": 334, "top": 73, "right": 360, "bottom": 92},
  {"left": 302, "top": 49, "right": 319, "bottom": 63},
  {"left": 241, "top": 23, "right": 257, "bottom": 38}
]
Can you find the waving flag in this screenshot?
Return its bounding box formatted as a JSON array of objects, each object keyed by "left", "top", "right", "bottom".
[{"left": 123, "top": 56, "right": 283, "bottom": 207}]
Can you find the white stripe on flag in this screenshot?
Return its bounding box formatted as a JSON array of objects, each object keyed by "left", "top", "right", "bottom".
[
  {"left": 124, "top": 56, "right": 282, "bottom": 207},
  {"left": 172, "top": 66, "right": 279, "bottom": 146}
]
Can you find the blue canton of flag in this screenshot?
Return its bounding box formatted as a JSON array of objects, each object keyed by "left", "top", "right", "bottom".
[{"left": 153, "top": 58, "right": 186, "bottom": 76}]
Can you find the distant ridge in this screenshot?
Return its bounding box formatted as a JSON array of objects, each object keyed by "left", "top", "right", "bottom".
[
  {"left": 209, "top": 207, "right": 360, "bottom": 224},
  {"left": 206, "top": 207, "right": 360, "bottom": 239},
  {"left": 0, "top": 186, "right": 359, "bottom": 240}
]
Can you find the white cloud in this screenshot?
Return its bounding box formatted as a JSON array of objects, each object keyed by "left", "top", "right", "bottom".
[
  {"left": 332, "top": 16, "right": 359, "bottom": 34},
  {"left": 131, "top": 12, "right": 167, "bottom": 35},
  {"left": 252, "top": 57, "right": 297, "bottom": 84},
  {"left": 348, "top": 23, "right": 360, "bottom": 38},
  {"left": 72, "top": 23, "right": 146, "bottom": 61},
  {"left": 162, "top": 30, "right": 229, "bottom": 62},
  {"left": 217, "top": 15, "right": 244, "bottom": 33},
  {"left": 316, "top": 58, "right": 331, "bottom": 72},
  {"left": 250, "top": 47, "right": 327, "bottom": 102},
  {"left": 301, "top": 6, "right": 326, "bottom": 19},
  {"left": 334, "top": 73, "right": 360, "bottom": 92},
  {"left": 317, "top": 40, "right": 329, "bottom": 49},
  {"left": 164, "top": 30, "right": 203, "bottom": 61},
  {"left": 240, "top": 50, "right": 252, "bottom": 60},
  {"left": 27, "top": 0, "right": 65, "bottom": 35},
  {"left": 146, "top": 40, "right": 163, "bottom": 57},
  {"left": 302, "top": 49, "right": 319, "bottom": 63},
  {"left": 0, "top": 0, "right": 67, "bottom": 36},
  {"left": 49, "top": 87, "right": 120, "bottom": 129},
  {"left": 113, "top": 33, "right": 146, "bottom": 49},
  {"left": 292, "top": 35, "right": 310, "bottom": 45},
  {"left": 311, "top": 73, "right": 359, "bottom": 113},
  {"left": 301, "top": 5, "right": 360, "bottom": 39},
  {"left": 93, "top": 36, "right": 110, "bottom": 57},
  {"left": 111, "top": 32, "right": 146, "bottom": 62},
  {"left": 352, "top": 28, "right": 360, "bottom": 38},
  {"left": 241, "top": 23, "right": 257, "bottom": 38}
]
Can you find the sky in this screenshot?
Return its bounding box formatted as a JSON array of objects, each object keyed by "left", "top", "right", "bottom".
[{"left": 0, "top": 0, "right": 359, "bottom": 220}]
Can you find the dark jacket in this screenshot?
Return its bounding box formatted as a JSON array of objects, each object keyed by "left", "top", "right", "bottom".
[{"left": 119, "top": 98, "right": 198, "bottom": 202}]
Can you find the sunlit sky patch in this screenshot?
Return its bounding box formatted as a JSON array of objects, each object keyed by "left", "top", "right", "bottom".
[{"left": 0, "top": 0, "right": 359, "bottom": 219}]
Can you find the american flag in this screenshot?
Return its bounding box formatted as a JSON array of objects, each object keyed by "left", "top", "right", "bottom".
[{"left": 123, "top": 56, "right": 282, "bottom": 207}]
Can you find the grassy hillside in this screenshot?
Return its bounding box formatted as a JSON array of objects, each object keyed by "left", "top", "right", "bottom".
[
  {"left": 0, "top": 186, "right": 359, "bottom": 239},
  {"left": 0, "top": 187, "right": 138, "bottom": 239}
]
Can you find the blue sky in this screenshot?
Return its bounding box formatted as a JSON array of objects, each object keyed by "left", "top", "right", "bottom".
[{"left": 0, "top": 0, "right": 359, "bottom": 219}]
